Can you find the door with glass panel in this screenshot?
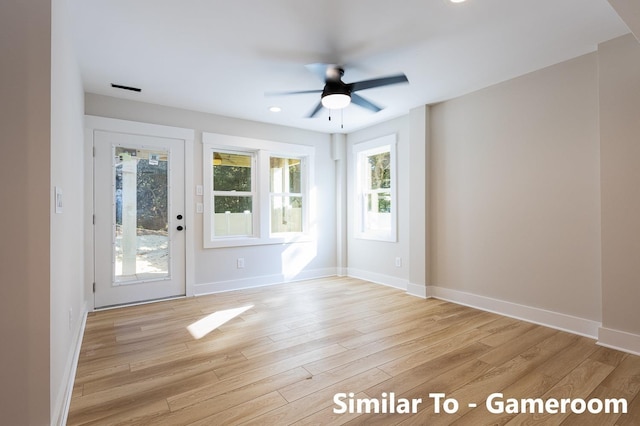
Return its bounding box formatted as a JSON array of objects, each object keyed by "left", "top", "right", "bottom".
[{"left": 94, "top": 131, "right": 185, "bottom": 308}]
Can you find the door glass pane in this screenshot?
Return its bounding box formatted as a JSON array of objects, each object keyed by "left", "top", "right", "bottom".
[{"left": 114, "top": 147, "right": 170, "bottom": 283}]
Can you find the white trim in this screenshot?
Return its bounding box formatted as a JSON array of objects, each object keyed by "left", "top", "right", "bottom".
[
  {"left": 353, "top": 134, "right": 398, "bottom": 243},
  {"left": 54, "top": 302, "right": 88, "bottom": 426},
  {"left": 193, "top": 268, "right": 336, "bottom": 296},
  {"left": 427, "top": 285, "right": 600, "bottom": 339},
  {"left": 597, "top": 327, "right": 640, "bottom": 356},
  {"left": 85, "top": 115, "right": 194, "bottom": 141},
  {"left": 347, "top": 268, "right": 408, "bottom": 291},
  {"left": 407, "top": 282, "right": 428, "bottom": 299},
  {"left": 85, "top": 115, "right": 195, "bottom": 307},
  {"left": 184, "top": 136, "right": 195, "bottom": 297}
]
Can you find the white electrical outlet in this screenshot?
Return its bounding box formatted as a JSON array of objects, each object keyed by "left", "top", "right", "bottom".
[
  {"left": 395, "top": 257, "right": 402, "bottom": 267},
  {"left": 237, "top": 258, "right": 245, "bottom": 269},
  {"left": 196, "top": 203, "right": 204, "bottom": 214},
  {"left": 196, "top": 185, "right": 203, "bottom": 196},
  {"left": 68, "top": 308, "right": 73, "bottom": 330}
]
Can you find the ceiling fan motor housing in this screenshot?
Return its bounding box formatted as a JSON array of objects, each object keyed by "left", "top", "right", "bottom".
[{"left": 322, "top": 80, "right": 351, "bottom": 98}]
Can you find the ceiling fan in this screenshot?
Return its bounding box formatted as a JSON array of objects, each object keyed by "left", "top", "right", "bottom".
[{"left": 268, "top": 63, "right": 409, "bottom": 118}]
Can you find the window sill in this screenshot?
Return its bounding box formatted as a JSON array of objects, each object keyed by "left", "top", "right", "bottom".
[{"left": 204, "top": 233, "right": 312, "bottom": 249}]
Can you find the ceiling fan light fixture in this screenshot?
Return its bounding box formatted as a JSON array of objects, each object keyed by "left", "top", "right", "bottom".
[{"left": 321, "top": 93, "right": 351, "bottom": 110}]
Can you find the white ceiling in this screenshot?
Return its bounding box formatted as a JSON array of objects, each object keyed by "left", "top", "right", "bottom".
[{"left": 70, "top": 0, "right": 629, "bottom": 134}]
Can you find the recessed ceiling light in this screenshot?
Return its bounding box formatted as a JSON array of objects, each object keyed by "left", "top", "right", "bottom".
[
  {"left": 450, "top": 0, "right": 467, "bottom": 3},
  {"left": 269, "top": 106, "right": 282, "bottom": 113}
]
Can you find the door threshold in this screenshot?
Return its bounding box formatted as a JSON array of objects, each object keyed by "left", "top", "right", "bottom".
[{"left": 94, "top": 294, "right": 187, "bottom": 311}]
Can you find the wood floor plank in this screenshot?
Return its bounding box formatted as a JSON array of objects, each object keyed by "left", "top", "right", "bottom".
[
  {"left": 67, "top": 277, "right": 639, "bottom": 425},
  {"left": 243, "top": 368, "right": 392, "bottom": 425},
  {"left": 505, "top": 358, "right": 615, "bottom": 425}
]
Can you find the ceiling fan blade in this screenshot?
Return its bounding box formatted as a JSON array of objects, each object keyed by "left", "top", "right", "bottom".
[
  {"left": 306, "top": 63, "right": 343, "bottom": 82},
  {"left": 307, "top": 101, "right": 324, "bottom": 118},
  {"left": 349, "top": 74, "right": 409, "bottom": 92},
  {"left": 265, "top": 89, "right": 323, "bottom": 97},
  {"left": 351, "top": 93, "right": 383, "bottom": 113}
]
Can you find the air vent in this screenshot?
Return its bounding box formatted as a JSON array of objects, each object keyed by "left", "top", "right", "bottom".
[{"left": 111, "top": 83, "right": 141, "bottom": 93}]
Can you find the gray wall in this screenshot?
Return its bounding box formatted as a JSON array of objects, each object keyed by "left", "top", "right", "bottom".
[
  {"left": 85, "top": 94, "right": 337, "bottom": 293},
  {"left": 50, "top": 0, "right": 88, "bottom": 423}
]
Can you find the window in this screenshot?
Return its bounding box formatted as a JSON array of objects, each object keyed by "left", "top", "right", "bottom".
[
  {"left": 270, "top": 156, "right": 303, "bottom": 234},
  {"left": 212, "top": 151, "right": 255, "bottom": 237},
  {"left": 203, "top": 133, "right": 314, "bottom": 248},
  {"left": 354, "top": 134, "right": 397, "bottom": 241}
]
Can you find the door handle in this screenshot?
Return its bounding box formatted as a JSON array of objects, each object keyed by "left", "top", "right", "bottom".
[{"left": 177, "top": 225, "right": 184, "bottom": 231}]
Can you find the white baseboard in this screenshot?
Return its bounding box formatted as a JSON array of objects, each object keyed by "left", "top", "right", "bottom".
[
  {"left": 407, "top": 282, "right": 427, "bottom": 299},
  {"left": 597, "top": 327, "right": 640, "bottom": 356},
  {"left": 193, "top": 268, "right": 337, "bottom": 296},
  {"left": 347, "top": 268, "right": 408, "bottom": 291},
  {"left": 54, "top": 301, "right": 88, "bottom": 426},
  {"left": 427, "top": 285, "right": 600, "bottom": 339}
]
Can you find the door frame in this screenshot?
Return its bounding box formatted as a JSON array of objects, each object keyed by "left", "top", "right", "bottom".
[{"left": 85, "top": 115, "right": 195, "bottom": 310}]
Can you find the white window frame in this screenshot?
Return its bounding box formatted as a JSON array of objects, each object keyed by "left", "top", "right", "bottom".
[
  {"left": 353, "top": 134, "right": 397, "bottom": 242},
  {"left": 203, "top": 132, "right": 314, "bottom": 248}
]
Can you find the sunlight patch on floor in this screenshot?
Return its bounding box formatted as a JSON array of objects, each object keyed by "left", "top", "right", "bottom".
[{"left": 187, "top": 305, "right": 253, "bottom": 339}]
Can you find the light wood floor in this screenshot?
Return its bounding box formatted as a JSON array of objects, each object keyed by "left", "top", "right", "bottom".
[{"left": 68, "top": 277, "right": 640, "bottom": 425}]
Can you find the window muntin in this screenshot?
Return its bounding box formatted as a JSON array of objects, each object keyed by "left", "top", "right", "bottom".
[
  {"left": 354, "top": 135, "right": 397, "bottom": 241},
  {"left": 270, "top": 157, "right": 303, "bottom": 234},
  {"left": 211, "top": 151, "right": 255, "bottom": 237}
]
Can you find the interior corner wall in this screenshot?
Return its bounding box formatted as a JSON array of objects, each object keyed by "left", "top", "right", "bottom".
[
  {"left": 0, "top": 0, "right": 52, "bottom": 424},
  {"left": 599, "top": 34, "right": 640, "bottom": 345},
  {"left": 84, "top": 94, "right": 336, "bottom": 294},
  {"left": 50, "top": 0, "right": 87, "bottom": 423},
  {"left": 429, "top": 53, "right": 602, "bottom": 325},
  {"left": 346, "top": 116, "right": 411, "bottom": 289}
]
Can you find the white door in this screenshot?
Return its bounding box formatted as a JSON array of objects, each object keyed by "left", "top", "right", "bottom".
[{"left": 94, "top": 130, "right": 186, "bottom": 308}]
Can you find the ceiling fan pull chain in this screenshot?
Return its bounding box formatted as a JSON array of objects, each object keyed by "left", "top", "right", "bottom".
[
  {"left": 341, "top": 108, "right": 344, "bottom": 129},
  {"left": 328, "top": 110, "right": 332, "bottom": 121}
]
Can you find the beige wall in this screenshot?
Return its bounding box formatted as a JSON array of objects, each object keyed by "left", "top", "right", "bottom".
[
  {"left": 599, "top": 34, "right": 640, "bottom": 337},
  {"left": 0, "top": 0, "right": 52, "bottom": 424},
  {"left": 430, "top": 53, "right": 602, "bottom": 321}
]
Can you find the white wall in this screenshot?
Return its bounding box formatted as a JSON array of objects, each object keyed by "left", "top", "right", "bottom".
[
  {"left": 0, "top": 0, "right": 52, "bottom": 424},
  {"left": 346, "top": 115, "right": 412, "bottom": 289},
  {"left": 50, "top": 0, "right": 88, "bottom": 423},
  {"left": 85, "top": 94, "right": 336, "bottom": 294},
  {"left": 599, "top": 34, "right": 640, "bottom": 353},
  {"left": 429, "top": 53, "right": 602, "bottom": 329}
]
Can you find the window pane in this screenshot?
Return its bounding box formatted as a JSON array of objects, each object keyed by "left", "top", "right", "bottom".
[
  {"left": 213, "top": 152, "right": 252, "bottom": 191},
  {"left": 114, "top": 147, "right": 169, "bottom": 282},
  {"left": 270, "top": 157, "right": 301, "bottom": 193},
  {"left": 366, "top": 191, "right": 391, "bottom": 213},
  {"left": 367, "top": 151, "right": 390, "bottom": 190},
  {"left": 213, "top": 196, "right": 253, "bottom": 237},
  {"left": 271, "top": 196, "right": 303, "bottom": 233},
  {"left": 364, "top": 192, "right": 392, "bottom": 232},
  {"left": 214, "top": 195, "right": 252, "bottom": 214}
]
